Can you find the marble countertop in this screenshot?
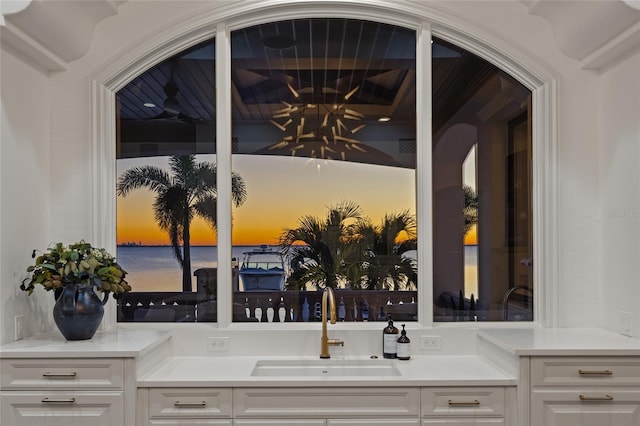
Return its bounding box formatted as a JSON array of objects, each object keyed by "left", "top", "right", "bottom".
[
  {"left": 478, "top": 328, "right": 640, "bottom": 356},
  {"left": 137, "top": 354, "right": 517, "bottom": 387},
  {"left": 0, "top": 329, "right": 171, "bottom": 358}
]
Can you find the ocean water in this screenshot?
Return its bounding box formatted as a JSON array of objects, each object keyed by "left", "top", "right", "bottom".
[
  {"left": 117, "top": 245, "right": 479, "bottom": 292},
  {"left": 116, "top": 245, "right": 260, "bottom": 292}
]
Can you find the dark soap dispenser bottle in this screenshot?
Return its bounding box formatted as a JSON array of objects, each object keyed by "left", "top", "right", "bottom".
[
  {"left": 382, "top": 315, "right": 399, "bottom": 359},
  {"left": 397, "top": 324, "right": 411, "bottom": 360}
]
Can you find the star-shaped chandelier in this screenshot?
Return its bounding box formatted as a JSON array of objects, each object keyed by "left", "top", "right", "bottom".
[{"left": 266, "top": 83, "right": 367, "bottom": 161}]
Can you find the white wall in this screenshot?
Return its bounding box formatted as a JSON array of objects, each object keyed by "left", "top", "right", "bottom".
[
  {"left": 0, "top": 48, "right": 53, "bottom": 344},
  {"left": 1, "top": 0, "right": 638, "bottom": 342},
  {"left": 598, "top": 51, "right": 640, "bottom": 338}
]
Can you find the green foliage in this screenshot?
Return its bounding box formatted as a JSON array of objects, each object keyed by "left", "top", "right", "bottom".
[
  {"left": 280, "top": 201, "right": 418, "bottom": 291},
  {"left": 20, "top": 241, "right": 131, "bottom": 299}
]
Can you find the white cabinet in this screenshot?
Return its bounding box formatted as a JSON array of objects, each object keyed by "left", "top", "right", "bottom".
[
  {"left": 143, "top": 386, "right": 520, "bottom": 425},
  {"left": 144, "top": 387, "right": 421, "bottom": 425},
  {"left": 421, "top": 387, "right": 509, "bottom": 425},
  {"left": 530, "top": 356, "right": 640, "bottom": 426},
  {"left": 421, "top": 420, "right": 505, "bottom": 425},
  {"left": 328, "top": 419, "right": 421, "bottom": 425},
  {"left": 140, "top": 387, "right": 232, "bottom": 425},
  {"left": 1, "top": 391, "right": 124, "bottom": 426},
  {"left": 233, "top": 387, "right": 420, "bottom": 420},
  {"left": 0, "top": 358, "right": 126, "bottom": 426},
  {"left": 234, "top": 420, "right": 326, "bottom": 425}
]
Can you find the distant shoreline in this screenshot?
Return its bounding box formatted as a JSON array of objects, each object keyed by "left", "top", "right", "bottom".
[{"left": 117, "top": 244, "right": 274, "bottom": 248}]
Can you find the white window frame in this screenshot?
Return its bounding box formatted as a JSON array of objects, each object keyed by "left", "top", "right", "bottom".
[{"left": 91, "top": 1, "right": 558, "bottom": 330}]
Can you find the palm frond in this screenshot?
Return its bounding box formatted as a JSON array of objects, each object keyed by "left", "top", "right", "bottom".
[
  {"left": 193, "top": 196, "right": 217, "bottom": 230},
  {"left": 116, "top": 166, "right": 170, "bottom": 196},
  {"left": 231, "top": 171, "right": 247, "bottom": 207}
]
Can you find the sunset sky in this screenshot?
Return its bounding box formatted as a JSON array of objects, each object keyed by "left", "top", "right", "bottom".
[{"left": 116, "top": 154, "right": 421, "bottom": 246}]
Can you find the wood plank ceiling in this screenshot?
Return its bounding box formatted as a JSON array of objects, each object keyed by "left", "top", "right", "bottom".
[{"left": 116, "top": 18, "right": 498, "bottom": 159}]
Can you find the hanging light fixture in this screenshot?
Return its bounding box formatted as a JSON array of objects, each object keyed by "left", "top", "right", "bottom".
[{"left": 266, "top": 83, "right": 368, "bottom": 161}]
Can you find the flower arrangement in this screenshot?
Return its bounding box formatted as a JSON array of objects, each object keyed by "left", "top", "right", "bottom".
[{"left": 20, "top": 240, "right": 131, "bottom": 299}]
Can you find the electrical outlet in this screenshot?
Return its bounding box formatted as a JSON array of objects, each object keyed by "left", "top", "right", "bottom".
[
  {"left": 620, "top": 311, "right": 633, "bottom": 337},
  {"left": 207, "top": 337, "right": 230, "bottom": 352},
  {"left": 420, "top": 335, "right": 442, "bottom": 351},
  {"left": 14, "top": 315, "right": 24, "bottom": 340}
]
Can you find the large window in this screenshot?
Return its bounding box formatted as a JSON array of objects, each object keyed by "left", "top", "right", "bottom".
[
  {"left": 113, "top": 18, "right": 532, "bottom": 324},
  {"left": 229, "top": 19, "right": 417, "bottom": 323},
  {"left": 432, "top": 38, "right": 532, "bottom": 321},
  {"left": 115, "top": 38, "right": 219, "bottom": 322}
]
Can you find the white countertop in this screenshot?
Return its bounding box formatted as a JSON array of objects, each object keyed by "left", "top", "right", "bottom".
[
  {"left": 137, "top": 354, "right": 517, "bottom": 387},
  {"left": 0, "top": 329, "right": 171, "bottom": 358},
  {"left": 478, "top": 328, "right": 640, "bottom": 356}
]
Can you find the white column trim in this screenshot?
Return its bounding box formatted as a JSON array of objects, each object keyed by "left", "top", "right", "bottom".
[
  {"left": 216, "top": 22, "right": 232, "bottom": 328},
  {"left": 416, "top": 21, "right": 433, "bottom": 327}
]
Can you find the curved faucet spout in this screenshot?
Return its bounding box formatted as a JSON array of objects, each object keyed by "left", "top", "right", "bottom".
[{"left": 320, "top": 287, "right": 344, "bottom": 358}]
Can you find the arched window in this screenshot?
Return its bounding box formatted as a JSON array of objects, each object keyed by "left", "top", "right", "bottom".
[{"left": 112, "top": 13, "right": 534, "bottom": 324}]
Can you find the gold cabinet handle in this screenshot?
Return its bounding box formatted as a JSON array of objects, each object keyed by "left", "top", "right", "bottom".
[
  {"left": 448, "top": 400, "right": 481, "bottom": 406},
  {"left": 42, "top": 371, "right": 76, "bottom": 378},
  {"left": 579, "top": 394, "right": 614, "bottom": 401},
  {"left": 42, "top": 372, "right": 77, "bottom": 378},
  {"left": 174, "top": 401, "right": 207, "bottom": 408},
  {"left": 42, "top": 397, "right": 76, "bottom": 404},
  {"left": 578, "top": 369, "right": 613, "bottom": 376}
]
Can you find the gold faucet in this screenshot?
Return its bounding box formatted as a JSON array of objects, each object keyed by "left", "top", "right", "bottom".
[{"left": 320, "top": 287, "right": 344, "bottom": 358}]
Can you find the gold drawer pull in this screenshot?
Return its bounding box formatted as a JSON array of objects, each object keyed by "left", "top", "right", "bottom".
[
  {"left": 448, "top": 400, "right": 481, "bottom": 406},
  {"left": 579, "top": 394, "right": 614, "bottom": 401},
  {"left": 42, "top": 397, "right": 76, "bottom": 404},
  {"left": 578, "top": 369, "right": 613, "bottom": 376},
  {"left": 42, "top": 372, "right": 77, "bottom": 378},
  {"left": 174, "top": 401, "right": 207, "bottom": 408}
]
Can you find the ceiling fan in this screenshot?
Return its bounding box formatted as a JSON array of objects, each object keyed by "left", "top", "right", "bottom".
[{"left": 147, "top": 66, "right": 200, "bottom": 124}]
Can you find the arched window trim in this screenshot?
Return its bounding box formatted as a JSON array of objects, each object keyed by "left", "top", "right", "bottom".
[{"left": 92, "top": 2, "right": 558, "bottom": 330}]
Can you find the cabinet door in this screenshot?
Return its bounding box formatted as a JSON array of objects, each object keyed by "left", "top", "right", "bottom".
[
  {"left": 328, "top": 419, "right": 420, "bottom": 425},
  {"left": 531, "top": 391, "right": 640, "bottom": 426},
  {"left": 0, "top": 391, "right": 124, "bottom": 426}
]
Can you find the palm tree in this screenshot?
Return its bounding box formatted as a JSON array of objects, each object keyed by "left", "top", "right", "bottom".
[
  {"left": 355, "top": 211, "right": 417, "bottom": 290},
  {"left": 463, "top": 184, "right": 478, "bottom": 237},
  {"left": 117, "top": 155, "right": 247, "bottom": 292},
  {"left": 279, "top": 201, "right": 363, "bottom": 290}
]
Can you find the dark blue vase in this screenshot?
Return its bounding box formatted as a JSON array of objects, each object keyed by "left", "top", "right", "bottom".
[{"left": 53, "top": 283, "right": 109, "bottom": 340}]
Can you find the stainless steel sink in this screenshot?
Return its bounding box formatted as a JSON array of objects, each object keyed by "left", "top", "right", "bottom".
[{"left": 251, "top": 359, "right": 401, "bottom": 377}]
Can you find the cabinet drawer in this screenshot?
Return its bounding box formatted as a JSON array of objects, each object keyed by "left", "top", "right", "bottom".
[
  {"left": 149, "top": 388, "right": 232, "bottom": 419},
  {"left": 233, "top": 387, "right": 420, "bottom": 418},
  {"left": 422, "top": 419, "right": 505, "bottom": 425},
  {"left": 328, "top": 419, "right": 421, "bottom": 425},
  {"left": 1, "top": 358, "right": 124, "bottom": 390},
  {"left": 531, "top": 389, "right": 640, "bottom": 425},
  {"left": 531, "top": 356, "right": 640, "bottom": 387},
  {"left": 421, "top": 387, "right": 505, "bottom": 417},
  {"left": 150, "top": 420, "right": 232, "bottom": 425},
  {"left": 234, "top": 420, "right": 326, "bottom": 425},
  {"left": 0, "top": 390, "right": 124, "bottom": 426}
]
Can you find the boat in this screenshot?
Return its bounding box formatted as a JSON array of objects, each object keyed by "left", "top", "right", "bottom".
[{"left": 239, "top": 245, "right": 286, "bottom": 291}]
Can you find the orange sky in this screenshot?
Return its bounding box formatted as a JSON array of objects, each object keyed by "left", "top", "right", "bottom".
[
  {"left": 117, "top": 155, "right": 480, "bottom": 247},
  {"left": 464, "top": 224, "right": 477, "bottom": 246},
  {"left": 117, "top": 155, "right": 418, "bottom": 246}
]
